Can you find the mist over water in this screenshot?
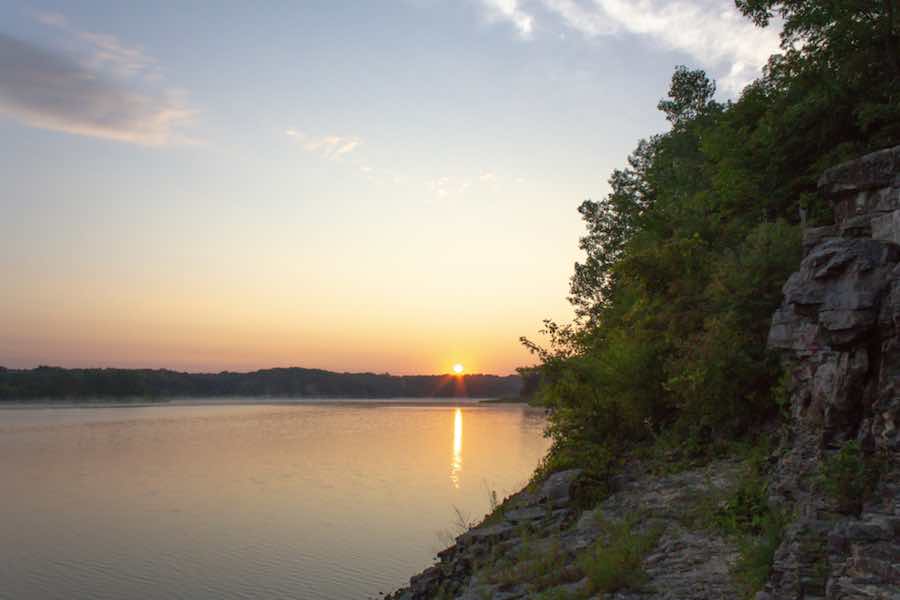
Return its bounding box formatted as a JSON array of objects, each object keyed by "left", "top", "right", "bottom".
[{"left": 0, "top": 402, "right": 549, "bottom": 600}]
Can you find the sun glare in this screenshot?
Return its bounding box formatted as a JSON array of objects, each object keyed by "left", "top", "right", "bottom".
[{"left": 452, "top": 363, "right": 464, "bottom": 374}]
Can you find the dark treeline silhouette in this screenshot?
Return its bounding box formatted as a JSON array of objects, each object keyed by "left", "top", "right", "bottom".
[{"left": 0, "top": 366, "right": 521, "bottom": 401}]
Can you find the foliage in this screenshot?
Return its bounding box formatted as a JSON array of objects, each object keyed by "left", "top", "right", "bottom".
[
  {"left": 522, "top": 1, "right": 899, "bottom": 477},
  {"left": 816, "top": 441, "right": 884, "bottom": 514},
  {"left": 577, "top": 514, "right": 663, "bottom": 595},
  {"left": 733, "top": 508, "right": 790, "bottom": 599}
]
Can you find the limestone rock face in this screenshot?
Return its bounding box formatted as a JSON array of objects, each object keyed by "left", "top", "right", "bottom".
[{"left": 765, "top": 147, "right": 900, "bottom": 600}]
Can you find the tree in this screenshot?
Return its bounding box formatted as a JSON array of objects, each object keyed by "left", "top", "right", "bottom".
[
  {"left": 569, "top": 137, "right": 661, "bottom": 321},
  {"left": 735, "top": 0, "right": 900, "bottom": 152},
  {"left": 656, "top": 66, "right": 718, "bottom": 126}
]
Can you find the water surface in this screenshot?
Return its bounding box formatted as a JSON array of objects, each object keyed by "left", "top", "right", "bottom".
[{"left": 0, "top": 401, "right": 548, "bottom": 599}]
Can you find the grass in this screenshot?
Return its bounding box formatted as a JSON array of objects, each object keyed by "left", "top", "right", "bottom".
[
  {"left": 732, "top": 510, "right": 790, "bottom": 598},
  {"left": 484, "top": 536, "right": 579, "bottom": 591},
  {"left": 679, "top": 438, "right": 790, "bottom": 600},
  {"left": 578, "top": 513, "right": 663, "bottom": 595},
  {"left": 816, "top": 440, "right": 885, "bottom": 515}
]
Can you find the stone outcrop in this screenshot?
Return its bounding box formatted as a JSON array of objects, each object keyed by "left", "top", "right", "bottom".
[
  {"left": 384, "top": 461, "right": 746, "bottom": 600},
  {"left": 764, "top": 146, "right": 900, "bottom": 600},
  {"left": 384, "top": 469, "right": 589, "bottom": 600}
]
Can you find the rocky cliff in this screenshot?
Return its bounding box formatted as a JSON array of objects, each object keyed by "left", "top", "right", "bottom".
[
  {"left": 384, "top": 148, "right": 900, "bottom": 600},
  {"left": 764, "top": 146, "right": 900, "bottom": 600}
]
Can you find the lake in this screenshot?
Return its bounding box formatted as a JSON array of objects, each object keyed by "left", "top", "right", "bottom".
[{"left": 0, "top": 401, "right": 549, "bottom": 599}]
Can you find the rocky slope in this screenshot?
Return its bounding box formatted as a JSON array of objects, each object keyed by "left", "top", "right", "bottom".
[
  {"left": 385, "top": 461, "right": 747, "bottom": 600},
  {"left": 384, "top": 147, "right": 900, "bottom": 600}
]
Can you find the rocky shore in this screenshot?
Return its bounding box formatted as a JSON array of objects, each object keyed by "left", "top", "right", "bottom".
[
  {"left": 385, "top": 149, "right": 900, "bottom": 599},
  {"left": 385, "top": 460, "right": 748, "bottom": 600}
]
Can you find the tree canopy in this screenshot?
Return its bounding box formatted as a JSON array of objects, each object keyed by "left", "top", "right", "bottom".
[{"left": 524, "top": 1, "right": 900, "bottom": 477}]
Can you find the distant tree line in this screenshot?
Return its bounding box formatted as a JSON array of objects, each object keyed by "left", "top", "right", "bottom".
[{"left": 0, "top": 366, "right": 522, "bottom": 401}]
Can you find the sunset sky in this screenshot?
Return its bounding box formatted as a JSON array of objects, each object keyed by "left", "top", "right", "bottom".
[{"left": 0, "top": 1, "right": 779, "bottom": 374}]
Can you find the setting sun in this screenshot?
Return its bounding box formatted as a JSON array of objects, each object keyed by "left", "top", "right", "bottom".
[{"left": 452, "top": 363, "right": 464, "bottom": 374}]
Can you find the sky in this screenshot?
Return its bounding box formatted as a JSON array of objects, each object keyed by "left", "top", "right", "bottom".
[{"left": 0, "top": 1, "right": 780, "bottom": 375}]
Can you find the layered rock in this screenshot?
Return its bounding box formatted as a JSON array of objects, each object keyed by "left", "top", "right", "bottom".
[
  {"left": 384, "top": 462, "right": 746, "bottom": 600},
  {"left": 384, "top": 469, "right": 589, "bottom": 600},
  {"left": 765, "top": 146, "right": 900, "bottom": 599}
]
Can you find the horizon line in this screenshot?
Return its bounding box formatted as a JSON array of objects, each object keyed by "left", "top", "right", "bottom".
[{"left": 0, "top": 364, "right": 522, "bottom": 378}]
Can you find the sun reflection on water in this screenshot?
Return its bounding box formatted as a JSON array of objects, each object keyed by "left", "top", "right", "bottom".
[{"left": 451, "top": 408, "right": 463, "bottom": 488}]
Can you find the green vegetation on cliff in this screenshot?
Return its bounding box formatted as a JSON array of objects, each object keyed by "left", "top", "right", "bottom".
[{"left": 523, "top": 0, "right": 900, "bottom": 475}]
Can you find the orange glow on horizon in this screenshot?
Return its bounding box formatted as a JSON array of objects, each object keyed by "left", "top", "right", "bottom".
[{"left": 452, "top": 363, "right": 464, "bottom": 374}]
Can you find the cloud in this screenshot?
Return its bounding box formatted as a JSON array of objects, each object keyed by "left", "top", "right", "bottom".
[
  {"left": 540, "top": 0, "right": 780, "bottom": 92},
  {"left": 0, "top": 32, "right": 192, "bottom": 145},
  {"left": 429, "top": 176, "right": 451, "bottom": 198},
  {"left": 539, "top": 0, "right": 615, "bottom": 36},
  {"left": 476, "top": 0, "right": 779, "bottom": 93},
  {"left": 425, "top": 172, "right": 504, "bottom": 198},
  {"left": 478, "top": 0, "right": 535, "bottom": 37},
  {"left": 34, "top": 11, "right": 157, "bottom": 78},
  {"left": 285, "top": 129, "right": 362, "bottom": 159}
]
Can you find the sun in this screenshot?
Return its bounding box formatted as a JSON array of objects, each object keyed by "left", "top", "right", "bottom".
[{"left": 452, "top": 363, "right": 464, "bottom": 374}]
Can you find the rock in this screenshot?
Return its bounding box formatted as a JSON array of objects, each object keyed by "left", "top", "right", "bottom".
[
  {"left": 872, "top": 210, "right": 900, "bottom": 245},
  {"left": 537, "top": 468, "right": 584, "bottom": 508},
  {"left": 457, "top": 522, "right": 515, "bottom": 547},
  {"left": 819, "top": 146, "right": 900, "bottom": 205},
  {"left": 503, "top": 506, "right": 548, "bottom": 524},
  {"left": 765, "top": 146, "right": 900, "bottom": 600},
  {"left": 804, "top": 226, "right": 839, "bottom": 256}
]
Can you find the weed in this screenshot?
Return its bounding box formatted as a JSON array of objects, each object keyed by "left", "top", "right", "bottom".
[
  {"left": 816, "top": 441, "right": 884, "bottom": 515},
  {"left": 732, "top": 507, "right": 789, "bottom": 598},
  {"left": 679, "top": 439, "right": 789, "bottom": 599},
  {"left": 577, "top": 514, "right": 662, "bottom": 595}
]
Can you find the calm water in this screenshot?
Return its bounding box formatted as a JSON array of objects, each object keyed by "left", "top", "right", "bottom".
[{"left": 0, "top": 401, "right": 549, "bottom": 600}]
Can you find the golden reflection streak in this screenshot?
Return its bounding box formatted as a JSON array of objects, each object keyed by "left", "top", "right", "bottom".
[{"left": 450, "top": 408, "right": 463, "bottom": 488}]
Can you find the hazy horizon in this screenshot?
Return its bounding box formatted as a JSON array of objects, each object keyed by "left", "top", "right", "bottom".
[
  {"left": 0, "top": 1, "right": 780, "bottom": 375},
  {"left": 0, "top": 362, "right": 519, "bottom": 377}
]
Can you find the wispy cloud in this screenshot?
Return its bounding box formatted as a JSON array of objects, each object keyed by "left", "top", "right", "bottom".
[
  {"left": 478, "top": 0, "right": 535, "bottom": 37},
  {"left": 35, "top": 11, "right": 157, "bottom": 78},
  {"left": 478, "top": 0, "right": 780, "bottom": 93},
  {"left": 425, "top": 171, "right": 507, "bottom": 199},
  {"left": 285, "top": 129, "right": 362, "bottom": 159},
  {"left": 539, "top": 0, "right": 615, "bottom": 36},
  {"left": 545, "top": 0, "right": 779, "bottom": 92},
  {"left": 0, "top": 13, "right": 193, "bottom": 145},
  {"left": 429, "top": 176, "right": 452, "bottom": 198}
]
